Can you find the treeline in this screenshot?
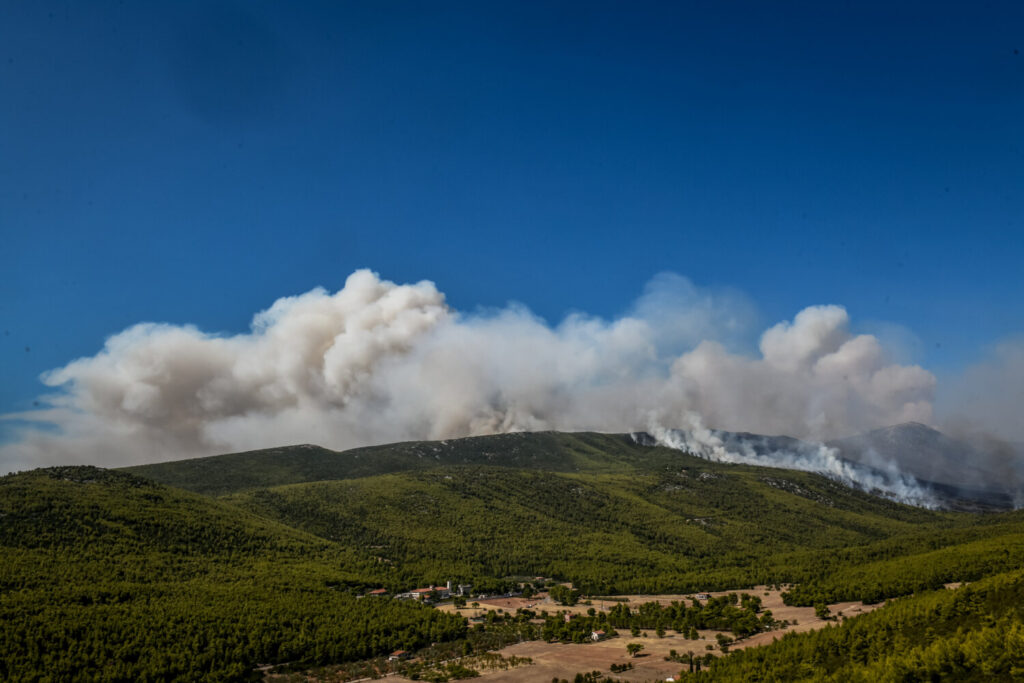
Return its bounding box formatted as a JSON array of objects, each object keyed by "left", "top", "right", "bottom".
[
  {"left": 684, "top": 569, "right": 1024, "bottom": 681},
  {"left": 549, "top": 585, "right": 582, "bottom": 605},
  {"left": 285, "top": 619, "right": 542, "bottom": 681},
  {"left": 0, "top": 577, "right": 465, "bottom": 681},
  {"left": 604, "top": 593, "right": 775, "bottom": 637},
  {"left": 537, "top": 594, "right": 775, "bottom": 643},
  {"left": 782, "top": 531, "right": 1024, "bottom": 606}
]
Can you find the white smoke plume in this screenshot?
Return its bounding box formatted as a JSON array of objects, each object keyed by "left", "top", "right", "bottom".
[
  {"left": 1, "top": 269, "right": 937, "bottom": 478},
  {"left": 940, "top": 337, "right": 1024, "bottom": 443},
  {"left": 642, "top": 413, "right": 939, "bottom": 508}
]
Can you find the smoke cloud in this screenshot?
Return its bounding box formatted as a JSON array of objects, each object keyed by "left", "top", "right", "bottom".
[
  {"left": 1, "top": 269, "right": 937, "bottom": 477},
  {"left": 939, "top": 337, "right": 1024, "bottom": 443},
  {"left": 641, "top": 414, "right": 939, "bottom": 508}
]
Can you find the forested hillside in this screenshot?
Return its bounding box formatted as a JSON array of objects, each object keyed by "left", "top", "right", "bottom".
[
  {"left": 224, "top": 463, "right": 940, "bottom": 593},
  {"left": 124, "top": 431, "right": 634, "bottom": 496},
  {"left": 691, "top": 569, "right": 1024, "bottom": 681},
  {"left": 127, "top": 431, "right": 1024, "bottom": 600},
  {"left": 6, "top": 433, "right": 1024, "bottom": 681},
  {"left": 0, "top": 467, "right": 464, "bottom": 682},
  {"left": 225, "top": 464, "right": 1024, "bottom": 602}
]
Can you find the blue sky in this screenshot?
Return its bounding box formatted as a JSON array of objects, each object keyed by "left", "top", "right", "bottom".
[{"left": 2, "top": 0, "right": 1022, "bottom": 419}]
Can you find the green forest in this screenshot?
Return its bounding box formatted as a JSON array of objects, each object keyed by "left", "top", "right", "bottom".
[
  {"left": 0, "top": 467, "right": 464, "bottom": 681},
  {"left": 687, "top": 569, "right": 1024, "bottom": 681},
  {"left": 3, "top": 432, "right": 1024, "bottom": 680}
]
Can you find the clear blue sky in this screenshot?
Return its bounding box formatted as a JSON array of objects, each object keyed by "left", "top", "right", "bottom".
[{"left": 2, "top": 0, "right": 1022, "bottom": 415}]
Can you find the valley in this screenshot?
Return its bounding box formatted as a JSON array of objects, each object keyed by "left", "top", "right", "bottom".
[{"left": 3, "top": 429, "right": 1024, "bottom": 681}]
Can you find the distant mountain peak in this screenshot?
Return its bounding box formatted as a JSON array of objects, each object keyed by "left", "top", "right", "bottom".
[
  {"left": 855, "top": 422, "right": 942, "bottom": 439},
  {"left": 827, "top": 422, "right": 1017, "bottom": 502}
]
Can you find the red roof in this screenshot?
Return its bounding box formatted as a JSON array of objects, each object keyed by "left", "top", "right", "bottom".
[
  {"left": 368, "top": 588, "right": 388, "bottom": 595},
  {"left": 390, "top": 650, "right": 406, "bottom": 656}
]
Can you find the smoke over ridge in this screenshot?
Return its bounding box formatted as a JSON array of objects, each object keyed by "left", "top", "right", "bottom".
[
  {"left": 2, "top": 269, "right": 938, "bottom": 482},
  {"left": 640, "top": 414, "right": 939, "bottom": 508}
]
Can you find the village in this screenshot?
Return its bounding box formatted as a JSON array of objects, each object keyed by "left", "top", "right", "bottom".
[{"left": 358, "top": 579, "right": 537, "bottom": 604}]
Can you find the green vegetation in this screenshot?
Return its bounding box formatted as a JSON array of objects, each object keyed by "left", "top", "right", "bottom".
[
  {"left": 689, "top": 570, "right": 1024, "bottom": 681},
  {"left": 0, "top": 467, "right": 463, "bottom": 682},
  {"left": 519, "top": 593, "right": 774, "bottom": 647},
  {"left": 781, "top": 524, "right": 1024, "bottom": 605},
  {"left": 550, "top": 584, "right": 583, "bottom": 605},
  {"left": 283, "top": 648, "right": 531, "bottom": 682},
  {"left": 553, "top": 673, "right": 625, "bottom": 683},
  {"left": 605, "top": 593, "right": 775, "bottom": 636},
  {"left": 122, "top": 432, "right": 634, "bottom": 496},
  {"left": 219, "top": 455, "right": 1024, "bottom": 601},
  {"left": 4, "top": 431, "right": 1024, "bottom": 680},
  {"left": 538, "top": 593, "right": 774, "bottom": 644}
]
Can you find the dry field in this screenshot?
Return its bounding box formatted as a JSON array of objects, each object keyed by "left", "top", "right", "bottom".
[{"left": 425, "top": 586, "right": 884, "bottom": 682}]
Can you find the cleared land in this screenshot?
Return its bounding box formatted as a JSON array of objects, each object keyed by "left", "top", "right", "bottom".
[{"left": 422, "top": 586, "right": 884, "bottom": 682}]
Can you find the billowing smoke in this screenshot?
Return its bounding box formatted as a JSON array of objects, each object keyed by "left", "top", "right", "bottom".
[
  {"left": 940, "top": 338, "right": 1024, "bottom": 443},
  {"left": 640, "top": 414, "right": 939, "bottom": 508},
  {"left": 1, "top": 270, "right": 937, "bottom": 480}
]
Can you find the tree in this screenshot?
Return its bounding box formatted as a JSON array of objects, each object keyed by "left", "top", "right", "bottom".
[
  {"left": 627, "top": 642, "right": 644, "bottom": 658},
  {"left": 814, "top": 603, "right": 831, "bottom": 620},
  {"left": 549, "top": 585, "right": 581, "bottom": 606}
]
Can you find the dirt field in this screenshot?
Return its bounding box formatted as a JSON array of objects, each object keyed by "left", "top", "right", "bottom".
[{"left": 426, "top": 586, "right": 885, "bottom": 682}]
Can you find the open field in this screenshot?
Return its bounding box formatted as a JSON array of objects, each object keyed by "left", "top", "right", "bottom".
[
  {"left": 437, "top": 585, "right": 880, "bottom": 625},
  {"left": 419, "top": 586, "right": 885, "bottom": 682}
]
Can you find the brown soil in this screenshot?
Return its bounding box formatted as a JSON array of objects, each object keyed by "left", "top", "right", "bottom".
[{"left": 427, "top": 586, "right": 886, "bottom": 682}]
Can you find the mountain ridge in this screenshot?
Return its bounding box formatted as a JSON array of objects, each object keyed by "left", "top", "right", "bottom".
[{"left": 122, "top": 424, "right": 1021, "bottom": 509}]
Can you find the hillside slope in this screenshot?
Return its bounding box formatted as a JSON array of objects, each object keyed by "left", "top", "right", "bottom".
[
  {"left": 124, "top": 427, "right": 1020, "bottom": 509},
  {"left": 225, "top": 461, "right": 1024, "bottom": 601},
  {"left": 120, "top": 430, "right": 1024, "bottom": 600},
  {"left": 0, "top": 467, "right": 464, "bottom": 682},
  {"left": 123, "top": 431, "right": 635, "bottom": 496},
  {"left": 693, "top": 568, "right": 1024, "bottom": 681},
  {"left": 226, "top": 461, "right": 938, "bottom": 592}
]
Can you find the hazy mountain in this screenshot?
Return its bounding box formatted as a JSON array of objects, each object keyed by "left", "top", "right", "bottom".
[{"left": 827, "top": 422, "right": 1023, "bottom": 508}]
